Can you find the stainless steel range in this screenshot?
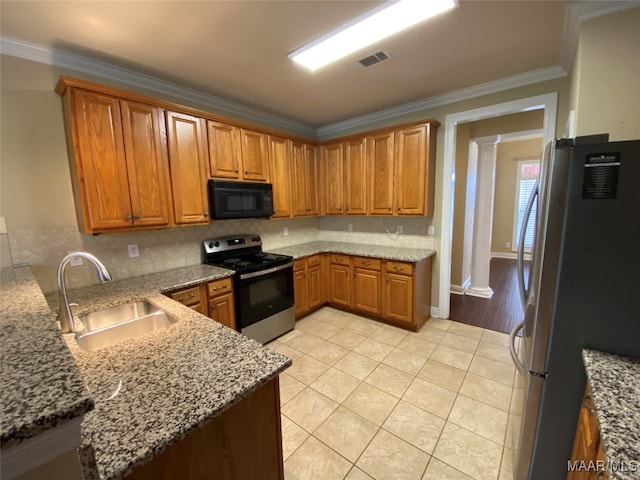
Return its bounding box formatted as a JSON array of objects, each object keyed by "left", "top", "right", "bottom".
[{"left": 202, "top": 234, "right": 294, "bottom": 344}]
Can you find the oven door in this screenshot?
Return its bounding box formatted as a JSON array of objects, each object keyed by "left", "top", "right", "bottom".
[{"left": 236, "top": 263, "right": 294, "bottom": 329}]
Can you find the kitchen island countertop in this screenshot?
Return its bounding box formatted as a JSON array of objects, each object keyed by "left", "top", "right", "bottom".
[
  {"left": 0, "top": 266, "right": 93, "bottom": 449},
  {"left": 269, "top": 240, "right": 435, "bottom": 262},
  {"left": 2, "top": 264, "right": 291, "bottom": 480},
  {"left": 582, "top": 348, "right": 640, "bottom": 480}
]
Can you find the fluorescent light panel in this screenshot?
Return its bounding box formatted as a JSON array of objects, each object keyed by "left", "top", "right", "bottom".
[{"left": 289, "top": 0, "right": 457, "bottom": 72}]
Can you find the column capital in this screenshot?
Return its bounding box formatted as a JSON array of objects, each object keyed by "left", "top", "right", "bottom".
[{"left": 473, "top": 135, "right": 501, "bottom": 147}]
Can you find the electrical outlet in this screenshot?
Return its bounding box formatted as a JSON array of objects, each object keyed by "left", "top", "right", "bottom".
[
  {"left": 397, "top": 225, "right": 403, "bottom": 234},
  {"left": 506, "top": 242, "right": 511, "bottom": 249},
  {"left": 284, "top": 227, "right": 289, "bottom": 236},
  {"left": 428, "top": 226, "right": 436, "bottom": 236},
  {"left": 128, "top": 244, "right": 140, "bottom": 258},
  {"left": 348, "top": 224, "right": 353, "bottom": 232}
]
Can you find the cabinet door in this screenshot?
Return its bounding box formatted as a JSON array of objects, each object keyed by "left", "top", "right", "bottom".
[
  {"left": 121, "top": 100, "right": 172, "bottom": 228},
  {"left": 294, "top": 267, "right": 309, "bottom": 317},
  {"left": 308, "top": 265, "right": 322, "bottom": 310},
  {"left": 345, "top": 138, "right": 367, "bottom": 215},
  {"left": 395, "top": 125, "right": 427, "bottom": 215},
  {"left": 368, "top": 132, "right": 395, "bottom": 215},
  {"left": 268, "top": 136, "right": 293, "bottom": 218},
  {"left": 207, "top": 121, "right": 241, "bottom": 179},
  {"left": 384, "top": 272, "right": 414, "bottom": 323},
  {"left": 166, "top": 111, "right": 210, "bottom": 224},
  {"left": 240, "top": 129, "right": 269, "bottom": 181},
  {"left": 168, "top": 284, "right": 205, "bottom": 312},
  {"left": 323, "top": 143, "right": 344, "bottom": 215},
  {"left": 70, "top": 89, "right": 133, "bottom": 231},
  {"left": 330, "top": 264, "right": 351, "bottom": 307},
  {"left": 209, "top": 293, "right": 236, "bottom": 330},
  {"left": 353, "top": 268, "right": 382, "bottom": 314},
  {"left": 291, "top": 142, "right": 308, "bottom": 216},
  {"left": 305, "top": 145, "right": 320, "bottom": 215}
]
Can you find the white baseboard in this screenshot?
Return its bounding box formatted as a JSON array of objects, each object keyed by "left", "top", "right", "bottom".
[
  {"left": 466, "top": 286, "right": 495, "bottom": 299},
  {"left": 430, "top": 306, "right": 440, "bottom": 318},
  {"left": 491, "top": 251, "right": 532, "bottom": 261},
  {"left": 450, "top": 276, "right": 470, "bottom": 295}
]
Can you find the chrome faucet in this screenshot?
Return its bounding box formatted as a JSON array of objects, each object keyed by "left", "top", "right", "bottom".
[{"left": 57, "top": 252, "right": 112, "bottom": 333}]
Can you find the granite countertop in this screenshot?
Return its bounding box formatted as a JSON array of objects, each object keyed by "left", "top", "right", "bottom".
[
  {"left": 269, "top": 240, "right": 436, "bottom": 262},
  {"left": 582, "top": 349, "right": 640, "bottom": 480},
  {"left": 2, "top": 264, "right": 291, "bottom": 480},
  {"left": 0, "top": 266, "right": 93, "bottom": 449}
]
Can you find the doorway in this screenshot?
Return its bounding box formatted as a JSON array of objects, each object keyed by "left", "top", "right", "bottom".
[
  {"left": 436, "top": 92, "right": 558, "bottom": 325},
  {"left": 450, "top": 128, "right": 543, "bottom": 333}
]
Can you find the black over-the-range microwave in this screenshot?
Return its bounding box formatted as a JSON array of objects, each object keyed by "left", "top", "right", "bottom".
[{"left": 208, "top": 179, "right": 275, "bottom": 220}]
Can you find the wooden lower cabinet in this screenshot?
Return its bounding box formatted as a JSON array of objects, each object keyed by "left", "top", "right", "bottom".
[
  {"left": 352, "top": 257, "right": 382, "bottom": 315},
  {"left": 329, "top": 263, "right": 352, "bottom": 308},
  {"left": 124, "top": 377, "right": 284, "bottom": 480},
  {"left": 293, "top": 256, "right": 322, "bottom": 319},
  {"left": 167, "top": 284, "right": 206, "bottom": 314},
  {"left": 166, "top": 277, "right": 236, "bottom": 329},
  {"left": 568, "top": 385, "right": 609, "bottom": 480},
  {"left": 293, "top": 253, "right": 432, "bottom": 331}
]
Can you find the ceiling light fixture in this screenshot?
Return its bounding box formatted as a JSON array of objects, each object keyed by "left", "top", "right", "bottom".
[{"left": 289, "top": 0, "right": 458, "bottom": 72}]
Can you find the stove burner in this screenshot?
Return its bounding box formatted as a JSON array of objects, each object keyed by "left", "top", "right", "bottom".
[{"left": 223, "top": 258, "right": 242, "bottom": 265}]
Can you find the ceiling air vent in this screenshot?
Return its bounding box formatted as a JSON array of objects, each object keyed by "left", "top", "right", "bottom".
[{"left": 358, "top": 51, "right": 390, "bottom": 68}]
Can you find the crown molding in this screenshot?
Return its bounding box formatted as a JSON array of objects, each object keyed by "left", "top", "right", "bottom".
[
  {"left": 559, "top": 1, "right": 640, "bottom": 73},
  {"left": 0, "top": 35, "right": 316, "bottom": 139},
  {"left": 316, "top": 65, "right": 567, "bottom": 140}
]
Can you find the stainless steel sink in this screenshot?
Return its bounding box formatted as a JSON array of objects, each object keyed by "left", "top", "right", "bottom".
[{"left": 75, "top": 301, "right": 177, "bottom": 351}]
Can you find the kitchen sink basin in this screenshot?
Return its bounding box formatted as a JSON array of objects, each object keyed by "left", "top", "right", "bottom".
[{"left": 75, "top": 301, "right": 177, "bottom": 351}]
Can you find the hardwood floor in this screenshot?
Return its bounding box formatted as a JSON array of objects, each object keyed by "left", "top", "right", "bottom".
[{"left": 449, "top": 258, "right": 529, "bottom": 334}]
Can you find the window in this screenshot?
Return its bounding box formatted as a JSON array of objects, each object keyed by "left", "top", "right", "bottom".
[{"left": 512, "top": 160, "right": 540, "bottom": 252}]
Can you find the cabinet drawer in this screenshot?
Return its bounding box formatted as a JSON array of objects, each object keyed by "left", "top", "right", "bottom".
[
  {"left": 293, "top": 259, "right": 306, "bottom": 272},
  {"left": 207, "top": 277, "right": 233, "bottom": 298},
  {"left": 386, "top": 261, "right": 414, "bottom": 276},
  {"left": 331, "top": 254, "right": 350, "bottom": 265},
  {"left": 353, "top": 257, "right": 381, "bottom": 271},
  {"left": 306, "top": 255, "right": 321, "bottom": 267},
  {"left": 169, "top": 285, "right": 202, "bottom": 307}
]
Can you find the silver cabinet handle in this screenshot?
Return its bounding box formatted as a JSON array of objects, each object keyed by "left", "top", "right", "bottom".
[
  {"left": 509, "top": 320, "right": 527, "bottom": 374},
  {"left": 176, "top": 293, "right": 196, "bottom": 302},
  {"left": 134, "top": 215, "right": 140, "bottom": 220},
  {"left": 126, "top": 214, "right": 133, "bottom": 221}
]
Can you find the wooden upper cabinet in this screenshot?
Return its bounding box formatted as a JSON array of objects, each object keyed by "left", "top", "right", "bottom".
[
  {"left": 240, "top": 129, "right": 269, "bottom": 182},
  {"left": 268, "top": 135, "right": 293, "bottom": 218},
  {"left": 208, "top": 123, "right": 268, "bottom": 182},
  {"left": 165, "top": 111, "right": 210, "bottom": 225},
  {"left": 323, "top": 143, "right": 344, "bottom": 215},
  {"left": 396, "top": 125, "right": 427, "bottom": 215},
  {"left": 69, "top": 89, "right": 133, "bottom": 231},
  {"left": 65, "top": 89, "right": 172, "bottom": 233},
  {"left": 344, "top": 137, "right": 367, "bottom": 215},
  {"left": 207, "top": 121, "right": 241, "bottom": 179},
  {"left": 368, "top": 132, "right": 395, "bottom": 215},
  {"left": 305, "top": 145, "right": 320, "bottom": 215},
  {"left": 291, "top": 142, "right": 319, "bottom": 216},
  {"left": 120, "top": 100, "right": 172, "bottom": 228}
]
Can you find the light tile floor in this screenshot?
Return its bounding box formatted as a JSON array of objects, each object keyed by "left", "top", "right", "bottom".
[{"left": 268, "top": 307, "right": 519, "bottom": 480}]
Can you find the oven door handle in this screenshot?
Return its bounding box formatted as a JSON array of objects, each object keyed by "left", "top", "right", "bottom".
[{"left": 239, "top": 262, "right": 293, "bottom": 280}]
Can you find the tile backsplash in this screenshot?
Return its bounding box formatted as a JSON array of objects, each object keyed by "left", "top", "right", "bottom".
[{"left": 7, "top": 215, "right": 435, "bottom": 293}]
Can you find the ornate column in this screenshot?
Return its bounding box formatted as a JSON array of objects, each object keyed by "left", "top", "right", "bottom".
[{"left": 466, "top": 135, "right": 500, "bottom": 298}]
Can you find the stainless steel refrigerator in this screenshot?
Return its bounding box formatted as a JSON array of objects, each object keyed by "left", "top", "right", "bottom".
[{"left": 508, "top": 135, "right": 640, "bottom": 479}]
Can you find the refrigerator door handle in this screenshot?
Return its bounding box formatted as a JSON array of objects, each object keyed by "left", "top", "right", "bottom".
[
  {"left": 517, "top": 179, "right": 539, "bottom": 310},
  {"left": 509, "top": 320, "right": 527, "bottom": 374}
]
